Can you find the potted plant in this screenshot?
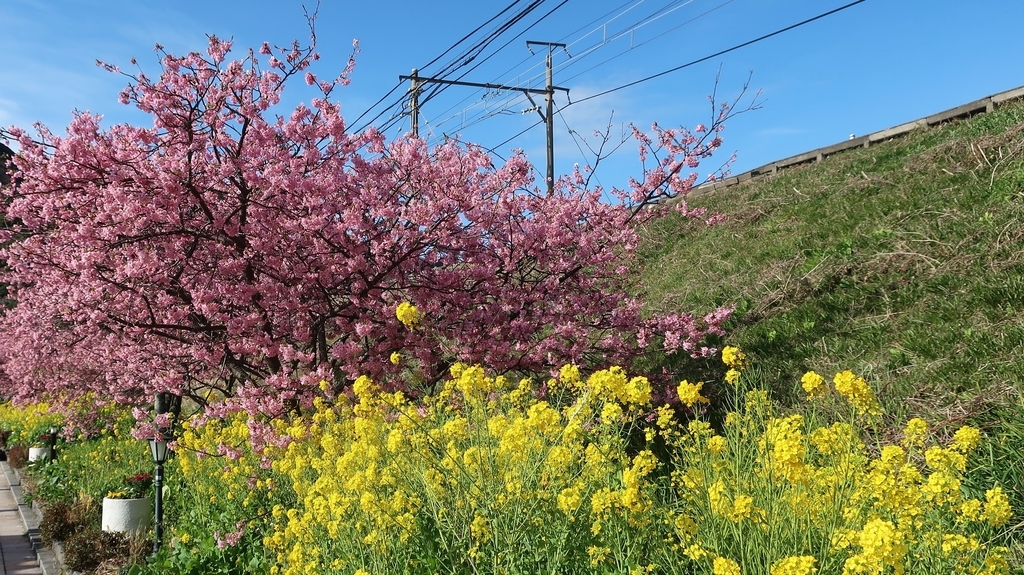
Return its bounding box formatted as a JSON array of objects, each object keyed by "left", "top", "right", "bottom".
[
  {"left": 28, "top": 431, "right": 54, "bottom": 462},
  {"left": 101, "top": 472, "right": 153, "bottom": 534}
]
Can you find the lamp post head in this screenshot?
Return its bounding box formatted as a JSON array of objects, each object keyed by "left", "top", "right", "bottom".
[{"left": 150, "top": 435, "right": 170, "bottom": 465}]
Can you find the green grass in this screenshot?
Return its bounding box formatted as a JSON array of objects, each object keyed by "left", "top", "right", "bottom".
[{"left": 638, "top": 98, "right": 1024, "bottom": 568}]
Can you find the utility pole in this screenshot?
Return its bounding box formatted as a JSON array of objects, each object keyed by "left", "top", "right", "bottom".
[
  {"left": 401, "top": 41, "right": 568, "bottom": 195},
  {"left": 408, "top": 69, "right": 421, "bottom": 138},
  {"left": 526, "top": 41, "right": 566, "bottom": 196}
]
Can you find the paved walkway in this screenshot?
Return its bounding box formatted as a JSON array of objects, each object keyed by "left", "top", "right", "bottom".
[{"left": 0, "top": 465, "right": 43, "bottom": 575}]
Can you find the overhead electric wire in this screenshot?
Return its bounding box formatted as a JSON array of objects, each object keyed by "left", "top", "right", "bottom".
[
  {"left": 484, "top": 0, "right": 717, "bottom": 102},
  {"left": 376, "top": 0, "right": 868, "bottom": 163},
  {"left": 413, "top": 0, "right": 573, "bottom": 144},
  {"left": 418, "top": 0, "right": 535, "bottom": 72},
  {"left": 393, "top": 0, "right": 544, "bottom": 120},
  {"left": 427, "top": 0, "right": 858, "bottom": 143},
  {"left": 416, "top": 1, "right": 544, "bottom": 100},
  {"left": 569, "top": 0, "right": 868, "bottom": 106},
  {"left": 351, "top": 0, "right": 542, "bottom": 134},
  {"left": 555, "top": 0, "right": 735, "bottom": 85},
  {"left": 374, "top": 1, "right": 548, "bottom": 135},
  {"left": 423, "top": 0, "right": 712, "bottom": 143},
  {"left": 477, "top": 0, "right": 866, "bottom": 158},
  {"left": 492, "top": 118, "right": 544, "bottom": 150},
  {"left": 417, "top": 0, "right": 643, "bottom": 132},
  {"left": 421, "top": 0, "right": 652, "bottom": 132},
  {"left": 348, "top": 82, "right": 406, "bottom": 133},
  {"left": 415, "top": 0, "right": 568, "bottom": 112}
]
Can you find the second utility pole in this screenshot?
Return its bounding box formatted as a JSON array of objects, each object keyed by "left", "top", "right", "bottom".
[{"left": 401, "top": 41, "right": 568, "bottom": 195}]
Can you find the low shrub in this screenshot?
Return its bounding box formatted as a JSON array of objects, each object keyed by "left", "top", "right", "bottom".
[
  {"left": 39, "top": 501, "right": 74, "bottom": 546},
  {"left": 39, "top": 497, "right": 98, "bottom": 546},
  {"left": 62, "top": 526, "right": 129, "bottom": 573},
  {"left": 6, "top": 445, "right": 27, "bottom": 468}
]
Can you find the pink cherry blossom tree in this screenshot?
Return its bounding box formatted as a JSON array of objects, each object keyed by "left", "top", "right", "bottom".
[{"left": 0, "top": 31, "right": 739, "bottom": 419}]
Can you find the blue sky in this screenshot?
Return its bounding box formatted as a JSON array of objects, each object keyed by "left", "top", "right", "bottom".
[{"left": 3, "top": 0, "right": 1023, "bottom": 191}]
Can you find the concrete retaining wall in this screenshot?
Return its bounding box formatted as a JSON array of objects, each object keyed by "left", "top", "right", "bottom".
[{"left": 690, "top": 85, "right": 1024, "bottom": 196}]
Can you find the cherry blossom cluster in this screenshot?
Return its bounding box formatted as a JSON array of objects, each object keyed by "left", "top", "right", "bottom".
[{"left": 0, "top": 32, "right": 732, "bottom": 421}]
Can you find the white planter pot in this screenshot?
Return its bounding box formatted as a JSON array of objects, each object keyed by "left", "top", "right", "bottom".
[
  {"left": 102, "top": 497, "right": 152, "bottom": 534},
  {"left": 28, "top": 447, "right": 51, "bottom": 461}
]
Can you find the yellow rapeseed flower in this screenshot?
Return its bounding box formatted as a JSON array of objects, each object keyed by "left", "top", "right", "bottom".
[
  {"left": 761, "top": 415, "right": 807, "bottom": 481},
  {"left": 950, "top": 425, "right": 982, "bottom": 453},
  {"left": 683, "top": 544, "right": 708, "bottom": 561},
  {"left": 925, "top": 446, "right": 967, "bottom": 474},
  {"left": 832, "top": 370, "right": 881, "bottom": 415},
  {"left": 395, "top": 301, "right": 421, "bottom": 328},
  {"left": 588, "top": 546, "right": 611, "bottom": 566},
  {"left": 725, "top": 368, "right": 741, "bottom": 386},
  {"left": 959, "top": 498, "right": 983, "bottom": 521},
  {"left": 707, "top": 435, "right": 728, "bottom": 455},
  {"left": 389, "top": 352, "right": 401, "bottom": 365},
  {"left": 600, "top": 402, "right": 624, "bottom": 422},
  {"left": 708, "top": 479, "right": 729, "bottom": 517},
  {"left": 722, "top": 346, "right": 747, "bottom": 369},
  {"left": 983, "top": 486, "right": 1013, "bottom": 527},
  {"left": 800, "top": 371, "right": 825, "bottom": 399},
  {"left": 470, "top": 515, "right": 491, "bottom": 545},
  {"left": 842, "top": 519, "right": 906, "bottom": 575},
  {"left": 677, "top": 380, "right": 710, "bottom": 407},
  {"left": 902, "top": 418, "right": 928, "bottom": 448},
  {"left": 559, "top": 364, "right": 581, "bottom": 386},
  {"left": 922, "top": 471, "right": 962, "bottom": 506},
  {"left": 656, "top": 404, "right": 676, "bottom": 429},
  {"left": 982, "top": 549, "right": 1010, "bottom": 575},
  {"left": 557, "top": 485, "right": 583, "bottom": 515},
  {"left": 713, "top": 556, "right": 742, "bottom": 575},
  {"left": 941, "top": 534, "right": 980, "bottom": 556},
  {"left": 771, "top": 555, "right": 817, "bottom": 575},
  {"left": 729, "top": 494, "right": 756, "bottom": 522}
]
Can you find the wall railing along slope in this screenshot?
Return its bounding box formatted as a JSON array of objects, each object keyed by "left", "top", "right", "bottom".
[{"left": 690, "top": 84, "right": 1024, "bottom": 196}]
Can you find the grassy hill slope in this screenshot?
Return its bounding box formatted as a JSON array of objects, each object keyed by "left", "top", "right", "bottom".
[
  {"left": 638, "top": 98, "right": 1024, "bottom": 561},
  {"left": 642, "top": 98, "right": 1024, "bottom": 408}
]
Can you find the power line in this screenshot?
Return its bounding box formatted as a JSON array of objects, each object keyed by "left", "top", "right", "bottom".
[
  {"left": 421, "top": 1, "right": 649, "bottom": 134},
  {"left": 417, "top": 1, "right": 642, "bottom": 134},
  {"left": 418, "top": 0, "right": 535, "bottom": 73},
  {"left": 379, "top": 0, "right": 547, "bottom": 136},
  {"left": 348, "top": 82, "right": 406, "bottom": 132},
  {"left": 352, "top": 1, "right": 544, "bottom": 134},
  {"left": 405, "top": 0, "right": 571, "bottom": 146},
  {"left": 415, "top": 1, "right": 569, "bottom": 114},
  {"left": 416, "top": 2, "right": 545, "bottom": 99},
  {"left": 477, "top": 0, "right": 866, "bottom": 168},
  {"left": 569, "top": 0, "right": 868, "bottom": 106},
  {"left": 493, "top": 118, "right": 544, "bottom": 150},
  {"left": 423, "top": 0, "right": 715, "bottom": 143},
  {"left": 432, "top": 0, "right": 864, "bottom": 140},
  {"left": 377, "top": 5, "right": 549, "bottom": 136},
  {"left": 557, "top": 0, "right": 734, "bottom": 84}
]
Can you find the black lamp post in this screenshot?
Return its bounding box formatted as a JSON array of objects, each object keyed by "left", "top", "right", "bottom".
[
  {"left": 151, "top": 391, "right": 180, "bottom": 555},
  {"left": 46, "top": 425, "right": 58, "bottom": 462},
  {"left": 149, "top": 431, "right": 169, "bottom": 554}
]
